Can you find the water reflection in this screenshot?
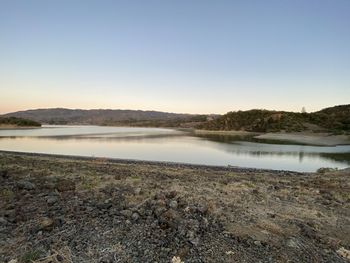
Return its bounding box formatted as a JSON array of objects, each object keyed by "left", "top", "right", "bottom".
[{"left": 0, "top": 125, "right": 349, "bottom": 172}]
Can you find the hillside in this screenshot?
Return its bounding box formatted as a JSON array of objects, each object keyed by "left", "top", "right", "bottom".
[
  {"left": 2, "top": 104, "right": 349, "bottom": 132},
  {"left": 198, "top": 104, "right": 350, "bottom": 133},
  {"left": 2, "top": 108, "right": 208, "bottom": 127},
  {"left": 0, "top": 117, "right": 41, "bottom": 127},
  {"left": 310, "top": 104, "right": 350, "bottom": 131}
]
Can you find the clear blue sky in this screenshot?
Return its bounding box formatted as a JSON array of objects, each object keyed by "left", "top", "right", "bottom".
[{"left": 1, "top": 0, "right": 349, "bottom": 114}]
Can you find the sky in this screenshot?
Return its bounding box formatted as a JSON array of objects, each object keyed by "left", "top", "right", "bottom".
[{"left": 0, "top": 0, "right": 349, "bottom": 114}]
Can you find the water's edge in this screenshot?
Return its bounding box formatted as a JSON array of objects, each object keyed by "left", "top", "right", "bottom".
[{"left": 0, "top": 150, "right": 305, "bottom": 175}]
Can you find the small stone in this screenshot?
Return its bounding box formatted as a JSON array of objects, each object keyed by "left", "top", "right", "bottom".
[
  {"left": 55, "top": 180, "right": 75, "bottom": 192},
  {"left": 4, "top": 209, "right": 16, "bottom": 223},
  {"left": 202, "top": 217, "right": 209, "bottom": 228},
  {"left": 169, "top": 200, "right": 178, "bottom": 209},
  {"left": 187, "top": 230, "right": 195, "bottom": 239},
  {"left": 134, "top": 187, "right": 142, "bottom": 195},
  {"left": 151, "top": 220, "right": 159, "bottom": 228},
  {"left": 337, "top": 247, "right": 350, "bottom": 260},
  {"left": 190, "top": 237, "right": 200, "bottom": 246},
  {"left": 286, "top": 238, "right": 299, "bottom": 248},
  {"left": 171, "top": 256, "right": 184, "bottom": 263},
  {"left": 97, "top": 202, "right": 112, "bottom": 210},
  {"left": 154, "top": 207, "right": 166, "bottom": 217},
  {"left": 197, "top": 204, "right": 208, "bottom": 214},
  {"left": 131, "top": 212, "right": 140, "bottom": 221},
  {"left": 46, "top": 196, "right": 59, "bottom": 205},
  {"left": 40, "top": 217, "right": 54, "bottom": 231},
  {"left": 155, "top": 192, "right": 166, "bottom": 200},
  {"left": 17, "top": 180, "right": 35, "bottom": 190},
  {"left": 120, "top": 209, "right": 133, "bottom": 218},
  {"left": 166, "top": 190, "right": 177, "bottom": 199},
  {"left": 0, "top": 217, "right": 7, "bottom": 225},
  {"left": 254, "top": 240, "right": 262, "bottom": 246},
  {"left": 8, "top": 260, "right": 18, "bottom": 263},
  {"left": 159, "top": 209, "right": 180, "bottom": 228},
  {"left": 56, "top": 255, "right": 64, "bottom": 262}
]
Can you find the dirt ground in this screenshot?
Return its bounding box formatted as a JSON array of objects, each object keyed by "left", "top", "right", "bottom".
[{"left": 0, "top": 151, "right": 349, "bottom": 263}]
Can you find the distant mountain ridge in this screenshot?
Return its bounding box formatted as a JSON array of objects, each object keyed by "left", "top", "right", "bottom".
[
  {"left": 2, "top": 108, "right": 206, "bottom": 127},
  {"left": 2, "top": 104, "right": 349, "bottom": 132}
]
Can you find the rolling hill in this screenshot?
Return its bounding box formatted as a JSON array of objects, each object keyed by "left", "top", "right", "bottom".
[
  {"left": 2, "top": 108, "right": 208, "bottom": 127},
  {"left": 2, "top": 104, "right": 349, "bottom": 132},
  {"left": 198, "top": 104, "right": 350, "bottom": 133}
]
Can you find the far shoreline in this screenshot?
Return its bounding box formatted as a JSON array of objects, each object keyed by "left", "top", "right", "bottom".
[
  {"left": 193, "top": 129, "right": 350, "bottom": 146},
  {"left": 0, "top": 125, "right": 42, "bottom": 130}
]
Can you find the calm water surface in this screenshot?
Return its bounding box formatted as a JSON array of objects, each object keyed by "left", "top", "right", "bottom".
[{"left": 0, "top": 125, "right": 349, "bottom": 172}]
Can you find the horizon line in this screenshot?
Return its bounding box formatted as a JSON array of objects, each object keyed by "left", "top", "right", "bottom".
[{"left": 1, "top": 104, "right": 347, "bottom": 116}]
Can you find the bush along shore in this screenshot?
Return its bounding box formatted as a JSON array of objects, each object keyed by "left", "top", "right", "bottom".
[
  {"left": 0, "top": 152, "right": 350, "bottom": 262},
  {"left": 0, "top": 117, "right": 41, "bottom": 128}
]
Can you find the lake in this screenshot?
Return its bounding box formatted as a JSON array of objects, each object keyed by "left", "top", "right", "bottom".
[{"left": 0, "top": 125, "right": 349, "bottom": 172}]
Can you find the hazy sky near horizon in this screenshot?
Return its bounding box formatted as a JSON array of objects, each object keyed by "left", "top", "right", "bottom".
[{"left": 1, "top": 0, "right": 349, "bottom": 114}]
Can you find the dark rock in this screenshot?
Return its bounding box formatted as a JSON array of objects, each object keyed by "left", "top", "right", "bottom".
[
  {"left": 96, "top": 202, "right": 112, "bottom": 210},
  {"left": 190, "top": 237, "right": 200, "bottom": 246},
  {"left": 55, "top": 180, "right": 75, "bottom": 192},
  {"left": 177, "top": 246, "right": 190, "bottom": 258},
  {"left": 109, "top": 208, "right": 119, "bottom": 215},
  {"left": 155, "top": 192, "right": 166, "bottom": 200},
  {"left": 0, "top": 169, "right": 8, "bottom": 179},
  {"left": 165, "top": 190, "right": 177, "bottom": 199},
  {"left": 99, "top": 253, "right": 115, "bottom": 263},
  {"left": 46, "top": 196, "right": 59, "bottom": 205},
  {"left": 17, "top": 180, "right": 35, "bottom": 190},
  {"left": 159, "top": 209, "right": 180, "bottom": 228},
  {"left": 154, "top": 207, "right": 166, "bottom": 217},
  {"left": 0, "top": 217, "right": 8, "bottom": 225},
  {"left": 4, "top": 209, "right": 16, "bottom": 223},
  {"left": 299, "top": 223, "right": 318, "bottom": 240},
  {"left": 197, "top": 204, "right": 208, "bottom": 214},
  {"left": 54, "top": 217, "right": 65, "bottom": 227}
]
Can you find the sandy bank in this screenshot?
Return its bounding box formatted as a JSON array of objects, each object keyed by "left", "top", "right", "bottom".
[
  {"left": 0, "top": 125, "right": 41, "bottom": 130},
  {"left": 194, "top": 129, "right": 350, "bottom": 146},
  {"left": 255, "top": 132, "right": 350, "bottom": 146},
  {"left": 193, "top": 129, "right": 259, "bottom": 136}
]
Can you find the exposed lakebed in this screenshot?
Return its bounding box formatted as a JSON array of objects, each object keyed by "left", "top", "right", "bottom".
[{"left": 0, "top": 125, "right": 349, "bottom": 172}]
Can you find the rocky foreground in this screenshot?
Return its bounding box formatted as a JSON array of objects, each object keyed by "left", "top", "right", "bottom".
[{"left": 0, "top": 152, "right": 350, "bottom": 263}]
